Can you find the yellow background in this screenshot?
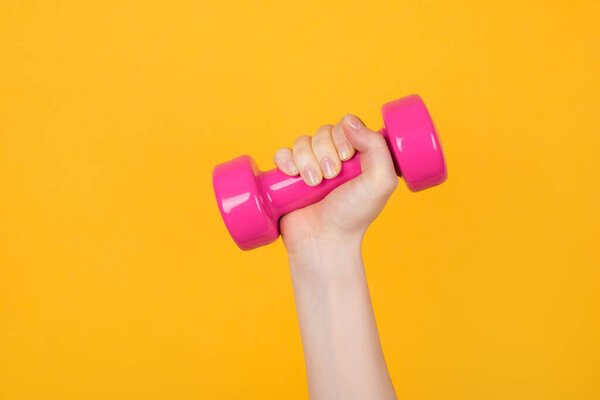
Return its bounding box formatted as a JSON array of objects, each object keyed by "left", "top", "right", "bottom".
[{"left": 1, "top": 0, "right": 599, "bottom": 399}]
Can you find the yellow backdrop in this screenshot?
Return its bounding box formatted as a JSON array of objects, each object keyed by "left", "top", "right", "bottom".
[{"left": 1, "top": 1, "right": 599, "bottom": 399}]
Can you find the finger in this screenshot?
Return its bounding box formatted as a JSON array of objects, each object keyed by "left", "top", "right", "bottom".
[
  {"left": 293, "top": 135, "right": 322, "bottom": 186},
  {"left": 331, "top": 118, "right": 356, "bottom": 161},
  {"left": 273, "top": 147, "right": 299, "bottom": 176},
  {"left": 311, "top": 124, "right": 341, "bottom": 179},
  {"left": 342, "top": 114, "right": 398, "bottom": 195}
]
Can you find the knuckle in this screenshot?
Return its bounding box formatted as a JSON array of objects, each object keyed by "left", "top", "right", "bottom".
[
  {"left": 313, "top": 125, "right": 333, "bottom": 142},
  {"left": 293, "top": 150, "right": 314, "bottom": 165},
  {"left": 293, "top": 136, "right": 312, "bottom": 154},
  {"left": 317, "top": 124, "right": 334, "bottom": 133},
  {"left": 293, "top": 135, "right": 311, "bottom": 147},
  {"left": 312, "top": 139, "right": 331, "bottom": 155},
  {"left": 331, "top": 123, "right": 345, "bottom": 139},
  {"left": 293, "top": 146, "right": 311, "bottom": 159},
  {"left": 274, "top": 147, "right": 289, "bottom": 159},
  {"left": 313, "top": 130, "right": 337, "bottom": 157}
]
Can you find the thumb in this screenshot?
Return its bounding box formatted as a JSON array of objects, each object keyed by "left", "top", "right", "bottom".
[{"left": 342, "top": 114, "right": 398, "bottom": 194}]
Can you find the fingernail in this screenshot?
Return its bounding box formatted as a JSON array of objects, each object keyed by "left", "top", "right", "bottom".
[
  {"left": 337, "top": 141, "right": 352, "bottom": 160},
  {"left": 321, "top": 157, "right": 336, "bottom": 179},
  {"left": 286, "top": 160, "right": 298, "bottom": 175},
  {"left": 344, "top": 114, "right": 362, "bottom": 131},
  {"left": 302, "top": 166, "right": 320, "bottom": 186}
]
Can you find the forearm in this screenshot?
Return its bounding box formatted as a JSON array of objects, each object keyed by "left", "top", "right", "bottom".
[{"left": 289, "top": 239, "right": 397, "bottom": 400}]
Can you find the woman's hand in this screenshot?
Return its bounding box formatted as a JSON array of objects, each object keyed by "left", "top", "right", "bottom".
[{"left": 274, "top": 114, "right": 398, "bottom": 257}]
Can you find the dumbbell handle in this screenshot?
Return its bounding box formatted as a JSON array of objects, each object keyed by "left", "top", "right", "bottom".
[{"left": 259, "top": 148, "right": 367, "bottom": 219}]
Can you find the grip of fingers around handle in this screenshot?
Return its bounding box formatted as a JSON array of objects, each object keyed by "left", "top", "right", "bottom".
[{"left": 259, "top": 153, "right": 363, "bottom": 218}]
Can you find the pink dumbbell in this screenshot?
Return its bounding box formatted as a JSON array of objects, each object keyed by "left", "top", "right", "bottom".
[{"left": 213, "top": 94, "right": 447, "bottom": 250}]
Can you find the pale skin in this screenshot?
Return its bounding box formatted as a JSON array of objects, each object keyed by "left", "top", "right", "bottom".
[{"left": 273, "top": 114, "right": 398, "bottom": 400}]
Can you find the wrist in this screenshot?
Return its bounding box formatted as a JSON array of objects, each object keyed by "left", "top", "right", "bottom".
[{"left": 287, "top": 232, "right": 365, "bottom": 281}]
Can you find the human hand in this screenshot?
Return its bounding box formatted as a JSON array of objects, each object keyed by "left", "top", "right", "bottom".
[{"left": 274, "top": 114, "right": 398, "bottom": 257}]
